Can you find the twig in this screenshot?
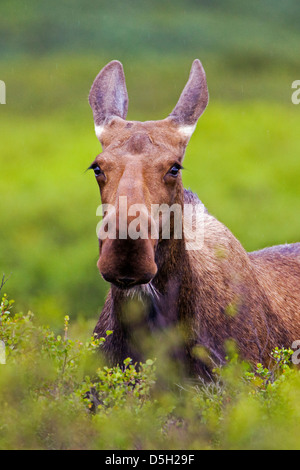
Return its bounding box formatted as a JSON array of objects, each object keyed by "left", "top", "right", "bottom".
[{"left": 0, "top": 274, "right": 10, "bottom": 295}]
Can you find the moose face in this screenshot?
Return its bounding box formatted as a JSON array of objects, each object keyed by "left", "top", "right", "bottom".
[{"left": 89, "top": 60, "right": 208, "bottom": 289}]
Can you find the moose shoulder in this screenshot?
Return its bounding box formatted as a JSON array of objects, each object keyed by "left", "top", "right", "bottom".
[{"left": 88, "top": 59, "right": 300, "bottom": 377}]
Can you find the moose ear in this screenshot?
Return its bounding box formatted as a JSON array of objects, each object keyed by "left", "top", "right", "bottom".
[
  {"left": 168, "top": 59, "right": 209, "bottom": 139},
  {"left": 89, "top": 60, "right": 128, "bottom": 139}
]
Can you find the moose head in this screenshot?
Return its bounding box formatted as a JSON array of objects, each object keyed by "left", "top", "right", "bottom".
[{"left": 88, "top": 60, "right": 208, "bottom": 289}]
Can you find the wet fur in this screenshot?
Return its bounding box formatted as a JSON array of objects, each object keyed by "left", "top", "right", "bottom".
[
  {"left": 90, "top": 60, "right": 300, "bottom": 377},
  {"left": 94, "top": 189, "right": 300, "bottom": 376}
]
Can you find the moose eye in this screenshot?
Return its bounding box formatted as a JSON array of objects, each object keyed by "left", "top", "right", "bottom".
[
  {"left": 93, "top": 165, "right": 102, "bottom": 176},
  {"left": 88, "top": 162, "right": 105, "bottom": 178},
  {"left": 168, "top": 163, "right": 182, "bottom": 178}
]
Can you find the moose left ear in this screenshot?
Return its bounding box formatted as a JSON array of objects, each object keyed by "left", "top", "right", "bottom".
[
  {"left": 168, "top": 59, "right": 209, "bottom": 140},
  {"left": 89, "top": 60, "right": 128, "bottom": 140}
]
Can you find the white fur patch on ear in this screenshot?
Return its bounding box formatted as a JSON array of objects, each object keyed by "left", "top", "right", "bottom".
[
  {"left": 95, "top": 125, "right": 105, "bottom": 140},
  {"left": 178, "top": 124, "right": 197, "bottom": 139}
]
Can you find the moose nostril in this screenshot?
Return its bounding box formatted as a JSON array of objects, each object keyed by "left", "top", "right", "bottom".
[{"left": 117, "top": 277, "right": 136, "bottom": 287}]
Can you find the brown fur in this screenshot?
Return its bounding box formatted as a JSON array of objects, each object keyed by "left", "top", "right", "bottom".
[{"left": 88, "top": 60, "right": 300, "bottom": 376}]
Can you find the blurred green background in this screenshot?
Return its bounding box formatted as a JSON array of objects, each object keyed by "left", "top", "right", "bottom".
[{"left": 0, "top": 0, "right": 300, "bottom": 329}]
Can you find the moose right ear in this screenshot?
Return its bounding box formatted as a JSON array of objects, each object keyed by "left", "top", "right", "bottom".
[
  {"left": 168, "top": 59, "right": 209, "bottom": 141},
  {"left": 89, "top": 60, "right": 128, "bottom": 140}
]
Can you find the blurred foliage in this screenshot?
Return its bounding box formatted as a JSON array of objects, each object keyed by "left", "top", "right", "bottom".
[
  {"left": 1, "top": 0, "right": 299, "bottom": 67},
  {"left": 1, "top": 0, "right": 299, "bottom": 109},
  {"left": 1, "top": 292, "right": 300, "bottom": 450}
]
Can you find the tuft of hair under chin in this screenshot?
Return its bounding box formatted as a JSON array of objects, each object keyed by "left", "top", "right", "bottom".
[{"left": 123, "top": 281, "right": 160, "bottom": 302}]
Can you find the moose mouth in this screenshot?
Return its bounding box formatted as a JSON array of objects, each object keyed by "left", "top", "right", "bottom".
[{"left": 101, "top": 272, "right": 155, "bottom": 290}]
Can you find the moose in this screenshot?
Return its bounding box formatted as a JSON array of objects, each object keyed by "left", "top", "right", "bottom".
[{"left": 88, "top": 59, "right": 300, "bottom": 377}]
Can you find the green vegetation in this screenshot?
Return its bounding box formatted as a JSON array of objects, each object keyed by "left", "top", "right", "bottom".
[
  {"left": 1, "top": 291, "right": 300, "bottom": 450},
  {"left": 1, "top": 0, "right": 300, "bottom": 450},
  {"left": 1, "top": 1, "right": 299, "bottom": 67}
]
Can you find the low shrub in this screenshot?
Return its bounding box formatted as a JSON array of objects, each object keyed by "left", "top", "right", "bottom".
[{"left": 1, "top": 292, "right": 300, "bottom": 450}]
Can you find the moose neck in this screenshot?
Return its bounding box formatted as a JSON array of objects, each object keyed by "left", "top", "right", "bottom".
[{"left": 108, "top": 225, "right": 189, "bottom": 370}]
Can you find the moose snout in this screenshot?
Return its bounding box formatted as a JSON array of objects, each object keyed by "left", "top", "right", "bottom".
[
  {"left": 97, "top": 237, "right": 158, "bottom": 289},
  {"left": 97, "top": 203, "right": 158, "bottom": 289}
]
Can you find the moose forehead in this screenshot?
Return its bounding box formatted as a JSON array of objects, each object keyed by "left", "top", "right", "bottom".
[{"left": 96, "top": 119, "right": 187, "bottom": 165}]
